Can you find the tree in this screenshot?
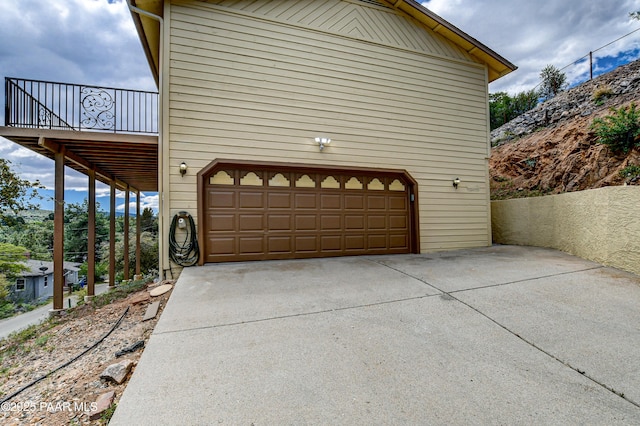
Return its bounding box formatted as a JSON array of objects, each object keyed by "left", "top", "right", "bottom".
[
  {"left": 3, "top": 219, "right": 54, "bottom": 261},
  {"left": 489, "top": 89, "right": 540, "bottom": 130},
  {"left": 0, "top": 242, "right": 28, "bottom": 316},
  {"left": 64, "top": 200, "right": 110, "bottom": 263},
  {"left": 0, "top": 159, "right": 43, "bottom": 221},
  {"left": 539, "top": 65, "right": 567, "bottom": 100},
  {"left": 489, "top": 92, "right": 512, "bottom": 130},
  {"left": 141, "top": 207, "right": 158, "bottom": 235},
  {"left": 0, "top": 242, "right": 29, "bottom": 279},
  {"left": 512, "top": 90, "right": 540, "bottom": 116},
  {"left": 99, "top": 231, "right": 158, "bottom": 280}
]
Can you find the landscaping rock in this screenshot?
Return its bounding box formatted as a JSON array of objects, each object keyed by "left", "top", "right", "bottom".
[
  {"left": 100, "top": 359, "right": 134, "bottom": 384},
  {"left": 491, "top": 58, "right": 640, "bottom": 147},
  {"left": 149, "top": 284, "right": 172, "bottom": 297},
  {"left": 90, "top": 390, "right": 116, "bottom": 421},
  {"left": 129, "top": 292, "right": 150, "bottom": 305}
]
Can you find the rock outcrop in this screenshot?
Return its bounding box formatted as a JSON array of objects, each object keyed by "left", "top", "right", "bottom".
[{"left": 490, "top": 59, "right": 640, "bottom": 199}]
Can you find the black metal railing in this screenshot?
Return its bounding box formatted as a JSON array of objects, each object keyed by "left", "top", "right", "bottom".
[{"left": 5, "top": 77, "right": 158, "bottom": 134}]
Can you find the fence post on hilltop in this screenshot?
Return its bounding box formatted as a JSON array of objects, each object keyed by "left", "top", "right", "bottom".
[{"left": 589, "top": 51, "right": 593, "bottom": 80}]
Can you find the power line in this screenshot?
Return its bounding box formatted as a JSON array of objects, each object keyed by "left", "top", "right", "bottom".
[{"left": 531, "top": 26, "right": 640, "bottom": 92}]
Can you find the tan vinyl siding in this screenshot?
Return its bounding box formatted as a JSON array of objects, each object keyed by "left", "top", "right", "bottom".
[
  {"left": 201, "top": 0, "right": 474, "bottom": 61},
  {"left": 167, "top": 0, "right": 492, "bottom": 252}
]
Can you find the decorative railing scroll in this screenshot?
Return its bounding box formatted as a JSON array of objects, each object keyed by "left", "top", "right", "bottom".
[{"left": 5, "top": 77, "right": 157, "bottom": 134}]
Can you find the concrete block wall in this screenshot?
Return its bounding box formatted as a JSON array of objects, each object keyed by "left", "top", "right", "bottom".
[{"left": 492, "top": 186, "right": 640, "bottom": 276}]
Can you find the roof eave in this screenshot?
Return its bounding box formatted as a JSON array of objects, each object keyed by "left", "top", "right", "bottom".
[
  {"left": 129, "top": 0, "right": 163, "bottom": 88},
  {"left": 129, "top": 0, "right": 517, "bottom": 85},
  {"left": 386, "top": 0, "right": 517, "bottom": 82}
]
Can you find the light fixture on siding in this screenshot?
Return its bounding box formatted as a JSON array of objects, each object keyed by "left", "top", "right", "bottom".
[
  {"left": 179, "top": 162, "right": 188, "bottom": 176},
  {"left": 452, "top": 177, "right": 461, "bottom": 189},
  {"left": 315, "top": 137, "right": 331, "bottom": 152}
]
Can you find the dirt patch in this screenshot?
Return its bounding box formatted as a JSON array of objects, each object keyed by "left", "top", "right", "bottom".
[
  {"left": 490, "top": 111, "right": 640, "bottom": 199},
  {"left": 0, "top": 282, "right": 173, "bottom": 425}
]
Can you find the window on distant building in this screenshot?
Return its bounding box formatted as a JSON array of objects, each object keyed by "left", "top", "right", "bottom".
[
  {"left": 16, "top": 279, "right": 25, "bottom": 291},
  {"left": 44, "top": 276, "right": 48, "bottom": 287}
]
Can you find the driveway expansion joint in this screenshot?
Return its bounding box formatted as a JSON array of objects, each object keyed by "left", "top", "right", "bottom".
[
  {"left": 154, "top": 293, "right": 441, "bottom": 336},
  {"left": 369, "top": 259, "right": 640, "bottom": 410}
]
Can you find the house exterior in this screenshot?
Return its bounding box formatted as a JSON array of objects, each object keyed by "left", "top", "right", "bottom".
[
  {"left": 11, "top": 260, "right": 80, "bottom": 303},
  {"left": 131, "top": 0, "right": 516, "bottom": 272}
]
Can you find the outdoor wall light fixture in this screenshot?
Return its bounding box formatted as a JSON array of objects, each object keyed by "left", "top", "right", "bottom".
[
  {"left": 179, "top": 162, "right": 188, "bottom": 176},
  {"left": 315, "top": 137, "right": 331, "bottom": 152},
  {"left": 453, "top": 177, "right": 461, "bottom": 189}
]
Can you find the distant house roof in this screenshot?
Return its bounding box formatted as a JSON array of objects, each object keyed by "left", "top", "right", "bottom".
[
  {"left": 129, "top": 0, "right": 516, "bottom": 87},
  {"left": 20, "top": 260, "right": 81, "bottom": 277}
]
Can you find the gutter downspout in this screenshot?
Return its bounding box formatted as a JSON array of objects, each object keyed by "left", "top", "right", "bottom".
[{"left": 126, "top": 1, "right": 166, "bottom": 278}]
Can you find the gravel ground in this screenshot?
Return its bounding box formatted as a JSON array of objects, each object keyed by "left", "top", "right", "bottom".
[{"left": 0, "top": 281, "right": 173, "bottom": 425}]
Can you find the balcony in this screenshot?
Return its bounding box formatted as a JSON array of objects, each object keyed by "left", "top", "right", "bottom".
[
  {"left": 5, "top": 77, "right": 158, "bottom": 133},
  {"left": 0, "top": 77, "right": 161, "bottom": 308},
  {"left": 1, "top": 77, "right": 159, "bottom": 192}
]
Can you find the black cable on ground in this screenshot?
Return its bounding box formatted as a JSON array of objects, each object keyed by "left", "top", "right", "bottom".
[
  {"left": 169, "top": 211, "right": 199, "bottom": 267},
  {"left": 0, "top": 306, "right": 130, "bottom": 405}
]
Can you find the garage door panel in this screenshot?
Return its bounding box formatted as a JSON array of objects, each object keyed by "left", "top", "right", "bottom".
[
  {"left": 368, "top": 196, "right": 386, "bottom": 210},
  {"left": 204, "top": 166, "right": 413, "bottom": 262},
  {"left": 389, "top": 195, "right": 407, "bottom": 210},
  {"left": 295, "top": 193, "right": 317, "bottom": 209},
  {"left": 209, "top": 190, "right": 235, "bottom": 208},
  {"left": 208, "top": 237, "right": 235, "bottom": 255},
  {"left": 208, "top": 214, "right": 235, "bottom": 231},
  {"left": 295, "top": 236, "right": 318, "bottom": 252},
  {"left": 345, "top": 235, "right": 365, "bottom": 250},
  {"left": 368, "top": 234, "right": 387, "bottom": 249},
  {"left": 345, "top": 215, "right": 365, "bottom": 230},
  {"left": 268, "top": 192, "right": 291, "bottom": 209},
  {"left": 321, "top": 215, "right": 341, "bottom": 230},
  {"left": 239, "top": 192, "right": 264, "bottom": 208},
  {"left": 344, "top": 195, "right": 364, "bottom": 210},
  {"left": 321, "top": 194, "right": 341, "bottom": 209},
  {"left": 389, "top": 215, "right": 407, "bottom": 230},
  {"left": 295, "top": 215, "right": 317, "bottom": 230},
  {"left": 239, "top": 214, "right": 264, "bottom": 231},
  {"left": 239, "top": 237, "right": 264, "bottom": 254},
  {"left": 268, "top": 214, "right": 292, "bottom": 230},
  {"left": 368, "top": 215, "right": 387, "bottom": 229},
  {"left": 268, "top": 236, "right": 292, "bottom": 253},
  {"left": 390, "top": 234, "right": 409, "bottom": 249},
  {"left": 321, "top": 235, "right": 342, "bottom": 251}
]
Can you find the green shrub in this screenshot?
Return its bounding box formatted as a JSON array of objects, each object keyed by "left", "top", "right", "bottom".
[
  {"left": 619, "top": 164, "right": 640, "bottom": 179},
  {"left": 79, "top": 261, "right": 108, "bottom": 283},
  {"left": 590, "top": 103, "right": 640, "bottom": 153},
  {"left": 0, "top": 302, "right": 15, "bottom": 320},
  {"left": 91, "top": 279, "right": 148, "bottom": 308}
]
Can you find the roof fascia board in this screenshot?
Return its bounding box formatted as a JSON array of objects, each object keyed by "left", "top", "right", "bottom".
[{"left": 387, "top": 0, "right": 516, "bottom": 81}]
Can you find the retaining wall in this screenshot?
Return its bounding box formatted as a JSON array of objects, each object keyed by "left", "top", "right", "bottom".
[{"left": 492, "top": 186, "right": 640, "bottom": 276}]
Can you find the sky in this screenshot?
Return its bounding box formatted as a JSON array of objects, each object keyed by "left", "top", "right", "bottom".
[{"left": 1, "top": 0, "right": 640, "bottom": 212}]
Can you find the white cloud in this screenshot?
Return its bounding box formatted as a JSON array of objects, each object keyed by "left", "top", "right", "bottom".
[
  {"left": 115, "top": 192, "right": 159, "bottom": 212},
  {"left": 0, "top": 0, "right": 157, "bottom": 210},
  {"left": 422, "top": 0, "right": 640, "bottom": 94}
]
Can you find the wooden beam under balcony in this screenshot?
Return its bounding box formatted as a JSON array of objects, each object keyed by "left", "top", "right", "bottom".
[{"left": 0, "top": 127, "right": 158, "bottom": 192}]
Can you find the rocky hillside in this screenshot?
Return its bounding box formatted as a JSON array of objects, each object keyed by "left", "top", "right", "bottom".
[{"left": 490, "top": 59, "right": 640, "bottom": 199}]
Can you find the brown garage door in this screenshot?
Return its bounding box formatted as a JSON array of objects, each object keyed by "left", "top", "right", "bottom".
[{"left": 198, "top": 161, "right": 418, "bottom": 263}]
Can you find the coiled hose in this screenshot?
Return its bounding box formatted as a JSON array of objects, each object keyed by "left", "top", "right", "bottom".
[{"left": 169, "top": 211, "right": 199, "bottom": 267}]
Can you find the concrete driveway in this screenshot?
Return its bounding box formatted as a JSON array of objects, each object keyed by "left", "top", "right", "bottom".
[{"left": 111, "top": 245, "right": 640, "bottom": 425}]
